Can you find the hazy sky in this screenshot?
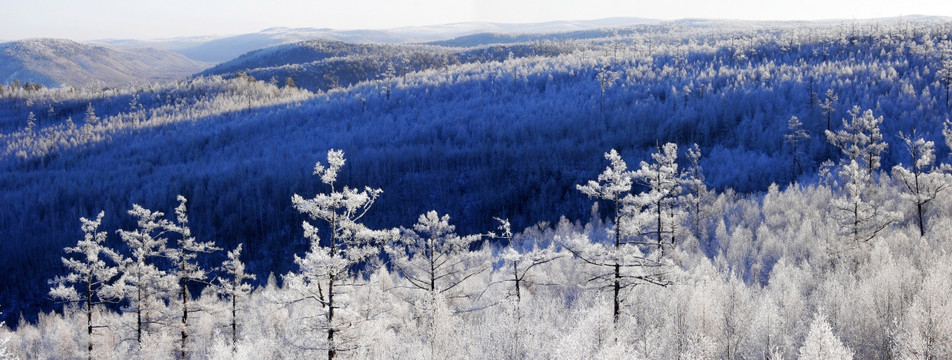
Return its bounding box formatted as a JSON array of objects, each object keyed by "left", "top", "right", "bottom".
[{"left": 2, "top": 0, "right": 951, "bottom": 41}]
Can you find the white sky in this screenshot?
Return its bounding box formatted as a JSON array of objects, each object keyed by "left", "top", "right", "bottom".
[{"left": 2, "top": 0, "right": 951, "bottom": 41}]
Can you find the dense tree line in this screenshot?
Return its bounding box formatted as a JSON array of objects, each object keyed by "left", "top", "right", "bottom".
[{"left": 2, "top": 123, "right": 952, "bottom": 357}]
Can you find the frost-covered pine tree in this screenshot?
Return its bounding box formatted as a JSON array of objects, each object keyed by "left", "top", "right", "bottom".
[
  {"left": 386, "top": 210, "right": 488, "bottom": 358},
  {"left": 825, "top": 106, "right": 888, "bottom": 177},
  {"left": 784, "top": 115, "right": 810, "bottom": 181},
  {"left": 48, "top": 211, "right": 123, "bottom": 360},
  {"left": 937, "top": 40, "right": 952, "bottom": 106},
  {"left": 946, "top": 119, "right": 952, "bottom": 151},
  {"left": 681, "top": 143, "right": 712, "bottom": 246},
  {"left": 825, "top": 107, "right": 896, "bottom": 262},
  {"left": 596, "top": 64, "right": 619, "bottom": 112},
  {"left": 633, "top": 142, "right": 684, "bottom": 254},
  {"left": 572, "top": 149, "right": 669, "bottom": 324},
  {"left": 828, "top": 159, "right": 899, "bottom": 266},
  {"left": 215, "top": 243, "right": 255, "bottom": 354},
  {"left": 891, "top": 131, "right": 951, "bottom": 237},
  {"left": 164, "top": 195, "right": 219, "bottom": 359},
  {"left": 288, "top": 149, "right": 392, "bottom": 360},
  {"left": 492, "top": 217, "right": 560, "bottom": 305},
  {"left": 798, "top": 312, "right": 853, "bottom": 360},
  {"left": 492, "top": 217, "right": 561, "bottom": 359},
  {"left": 388, "top": 211, "right": 487, "bottom": 300},
  {"left": 25, "top": 112, "right": 36, "bottom": 133},
  {"left": 115, "top": 204, "right": 174, "bottom": 346},
  {"left": 820, "top": 89, "right": 838, "bottom": 131},
  {"left": 84, "top": 103, "right": 99, "bottom": 127}
]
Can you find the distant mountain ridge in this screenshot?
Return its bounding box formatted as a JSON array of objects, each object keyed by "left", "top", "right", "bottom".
[
  {"left": 0, "top": 38, "right": 208, "bottom": 89},
  {"left": 95, "top": 18, "right": 662, "bottom": 62}
]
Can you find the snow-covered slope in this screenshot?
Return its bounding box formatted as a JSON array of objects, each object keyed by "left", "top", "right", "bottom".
[{"left": 0, "top": 38, "right": 209, "bottom": 88}]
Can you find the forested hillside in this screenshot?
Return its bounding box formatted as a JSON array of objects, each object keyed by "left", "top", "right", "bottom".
[
  {"left": 0, "top": 39, "right": 208, "bottom": 88},
  {"left": 2, "top": 18, "right": 952, "bottom": 358}
]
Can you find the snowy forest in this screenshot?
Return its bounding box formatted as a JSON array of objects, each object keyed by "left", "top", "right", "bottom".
[{"left": 3, "top": 18, "right": 952, "bottom": 358}]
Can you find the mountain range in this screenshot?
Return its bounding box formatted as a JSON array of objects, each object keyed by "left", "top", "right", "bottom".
[
  {"left": 3, "top": 16, "right": 948, "bottom": 90},
  {"left": 95, "top": 18, "right": 660, "bottom": 62}
]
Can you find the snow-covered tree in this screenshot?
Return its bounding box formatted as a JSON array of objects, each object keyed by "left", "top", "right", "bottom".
[
  {"left": 492, "top": 217, "right": 562, "bottom": 359},
  {"left": 115, "top": 204, "right": 174, "bottom": 346},
  {"left": 681, "top": 143, "right": 712, "bottom": 246},
  {"left": 25, "top": 112, "right": 35, "bottom": 133},
  {"left": 798, "top": 312, "right": 853, "bottom": 360},
  {"left": 944, "top": 119, "right": 952, "bottom": 154},
  {"left": 784, "top": 115, "right": 810, "bottom": 181},
  {"left": 386, "top": 211, "right": 488, "bottom": 358},
  {"left": 829, "top": 159, "right": 898, "bottom": 257},
  {"left": 492, "top": 217, "right": 561, "bottom": 305},
  {"left": 215, "top": 243, "right": 255, "bottom": 354},
  {"left": 937, "top": 40, "right": 952, "bottom": 106},
  {"left": 824, "top": 107, "right": 897, "bottom": 264},
  {"left": 288, "top": 149, "right": 392, "bottom": 360},
  {"left": 84, "top": 103, "right": 99, "bottom": 126},
  {"left": 165, "top": 195, "right": 219, "bottom": 359},
  {"left": 48, "top": 211, "right": 123, "bottom": 360},
  {"left": 633, "top": 142, "right": 684, "bottom": 254},
  {"left": 825, "top": 106, "right": 888, "bottom": 177},
  {"left": 596, "top": 64, "right": 619, "bottom": 111},
  {"left": 891, "top": 131, "right": 951, "bottom": 237},
  {"left": 820, "top": 89, "right": 838, "bottom": 131},
  {"left": 572, "top": 149, "right": 669, "bottom": 324},
  {"left": 388, "top": 211, "right": 488, "bottom": 302}
]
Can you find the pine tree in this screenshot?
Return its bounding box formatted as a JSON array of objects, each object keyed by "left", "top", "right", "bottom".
[
  {"left": 682, "top": 143, "right": 712, "bottom": 246},
  {"left": 165, "top": 195, "right": 219, "bottom": 359},
  {"left": 633, "top": 142, "right": 685, "bottom": 254},
  {"left": 492, "top": 217, "right": 560, "bottom": 359},
  {"left": 386, "top": 210, "right": 487, "bottom": 359},
  {"left": 288, "top": 149, "right": 391, "bottom": 360},
  {"left": 937, "top": 40, "right": 952, "bottom": 106},
  {"left": 829, "top": 159, "right": 899, "bottom": 258},
  {"left": 492, "top": 217, "right": 560, "bottom": 305},
  {"left": 572, "top": 149, "right": 669, "bottom": 325},
  {"left": 596, "top": 64, "right": 619, "bottom": 112},
  {"left": 820, "top": 89, "right": 838, "bottom": 132},
  {"left": 798, "top": 312, "right": 853, "bottom": 360},
  {"left": 215, "top": 244, "right": 255, "bottom": 354},
  {"left": 48, "top": 211, "right": 123, "bottom": 360},
  {"left": 784, "top": 116, "right": 810, "bottom": 181},
  {"left": 25, "top": 112, "right": 36, "bottom": 133},
  {"left": 824, "top": 107, "right": 896, "bottom": 260},
  {"left": 84, "top": 103, "right": 99, "bottom": 126},
  {"left": 387, "top": 211, "right": 487, "bottom": 301},
  {"left": 944, "top": 119, "right": 952, "bottom": 152},
  {"left": 115, "top": 204, "right": 174, "bottom": 346},
  {"left": 892, "top": 131, "right": 952, "bottom": 237},
  {"left": 825, "top": 106, "right": 888, "bottom": 177}
]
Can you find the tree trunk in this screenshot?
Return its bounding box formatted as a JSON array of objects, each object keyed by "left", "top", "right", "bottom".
[
  {"left": 181, "top": 280, "right": 188, "bottom": 360},
  {"left": 512, "top": 262, "right": 521, "bottom": 303},
  {"left": 136, "top": 279, "right": 143, "bottom": 344},
  {"left": 87, "top": 276, "right": 93, "bottom": 360},
  {"left": 232, "top": 288, "right": 238, "bottom": 353},
  {"left": 327, "top": 276, "right": 335, "bottom": 360},
  {"left": 613, "top": 196, "right": 621, "bottom": 324},
  {"left": 917, "top": 202, "right": 925, "bottom": 237}
]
